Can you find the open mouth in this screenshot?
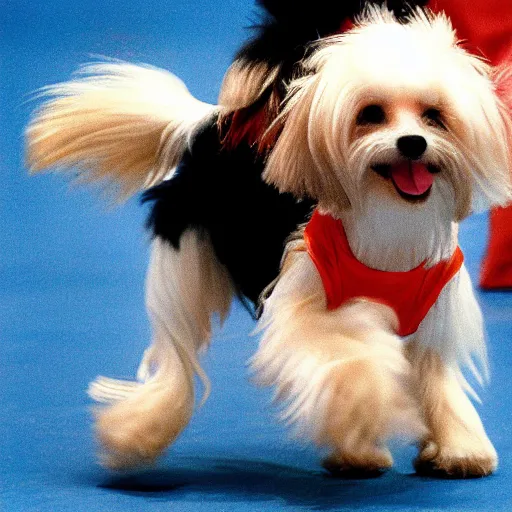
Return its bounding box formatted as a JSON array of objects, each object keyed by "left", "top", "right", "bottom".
[{"left": 372, "top": 162, "right": 440, "bottom": 202}]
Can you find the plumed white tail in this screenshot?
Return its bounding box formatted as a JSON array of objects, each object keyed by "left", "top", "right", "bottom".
[{"left": 26, "top": 62, "right": 217, "bottom": 198}]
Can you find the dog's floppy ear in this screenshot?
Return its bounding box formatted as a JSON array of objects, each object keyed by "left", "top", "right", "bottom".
[{"left": 262, "top": 74, "right": 350, "bottom": 211}]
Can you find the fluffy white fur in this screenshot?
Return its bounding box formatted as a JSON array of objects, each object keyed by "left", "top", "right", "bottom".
[
  {"left": 26, "top": 61, "right": 228, "bottom": 468},
  {"left": 25, "top": 7, "right": 512, "bottom": 476}
]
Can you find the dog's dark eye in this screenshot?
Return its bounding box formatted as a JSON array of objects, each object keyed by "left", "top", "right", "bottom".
[
  {"left": 357, "top": 105, "right": 386, "bottom": 125},
  {"left": 422, "top": 108, "right": 446, "bottom": 130}
]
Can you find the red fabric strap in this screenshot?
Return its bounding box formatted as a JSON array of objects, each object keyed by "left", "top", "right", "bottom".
[{"left": 304, "top": 211, "right": 464, "bottom": 336}]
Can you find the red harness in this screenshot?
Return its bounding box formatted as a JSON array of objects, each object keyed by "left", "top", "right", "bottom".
[{"left": 304, "top": 211, "right": 464, "bottom": 337}]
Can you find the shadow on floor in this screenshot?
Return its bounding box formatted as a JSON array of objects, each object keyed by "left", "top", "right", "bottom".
[{"left": 95, "top": 456, "right": 478, "bottom": 511}]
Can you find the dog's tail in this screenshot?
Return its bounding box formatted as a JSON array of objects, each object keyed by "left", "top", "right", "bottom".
[{"left": 26, "top": 62, "right": 217, "bottom": 198}]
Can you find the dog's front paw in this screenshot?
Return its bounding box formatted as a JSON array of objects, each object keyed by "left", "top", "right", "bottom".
[
  {"left": 323, "top": 446, "right": 393, "bottom": 477},
  {"left": 322, "top": 357, "right": 425, "bottom": 473},
  {"left": 415, "top": 439, "right": 498, "bottom": 478}
]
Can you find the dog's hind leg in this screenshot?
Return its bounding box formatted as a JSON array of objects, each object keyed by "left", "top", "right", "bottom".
[{"left": 88, "top": 230, "right": 233, "bottom": 469}]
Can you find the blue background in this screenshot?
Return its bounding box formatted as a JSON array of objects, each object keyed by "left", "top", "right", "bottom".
[{"left": 2, "top": 1, "right": 512, "bottom": 510}]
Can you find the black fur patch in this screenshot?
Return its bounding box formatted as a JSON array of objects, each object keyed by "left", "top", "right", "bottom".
[
  {"left": 237, "top": 1, "right": 429, "bottom": 83},
  {"left": 229, "top": 1, "right": 430, "bottom": 145},
  {"left": 143, "top": 115, "right": 314, "bottom": 307},
  {"left": 143, "top": 1, "right": 429, "bottom": 308}
]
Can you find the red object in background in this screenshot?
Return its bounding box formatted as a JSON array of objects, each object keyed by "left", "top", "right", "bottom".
[
  {"left": 430, "top": 0, "right": 512, "bottom": 289},
  {"left": 304, "top": 211, "right": 464, "bottom": 336},
  {"left": 480, "top": 207, "right": 512, "bottom": 290},
  {"left": 429, "top": 0, "right": 512, "bottom": 64}
]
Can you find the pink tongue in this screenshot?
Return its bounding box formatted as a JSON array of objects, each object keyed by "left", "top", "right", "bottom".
[{"left": 390, "top": 162, "right": 433, "bottom": 196}]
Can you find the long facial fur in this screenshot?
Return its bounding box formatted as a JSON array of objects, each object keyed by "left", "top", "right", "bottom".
[
  {"left": 264, "top": 7, "right": 512, "bottom": 224},
  {"left": 260, "top": 5, "right": 512, "bottom": 404}
]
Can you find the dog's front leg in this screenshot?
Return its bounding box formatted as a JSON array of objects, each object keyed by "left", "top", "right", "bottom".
[
  {"left": 407, "top": 343, "right": 497, "bottom": 477},
  {"left": 407, "top": 267, "right": 497, "bottom": 478},
  {"left": 256, "top": 254, "right": 424, "bottom": 474}
]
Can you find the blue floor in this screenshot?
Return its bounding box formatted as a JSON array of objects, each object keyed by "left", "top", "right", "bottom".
[{"left": 2, "top": 2, "right": 512, "bottom": 511}]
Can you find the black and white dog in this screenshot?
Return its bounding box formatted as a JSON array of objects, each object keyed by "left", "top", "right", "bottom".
[{"left": 26, "top": 1, "right": 512, "bottom": 477}]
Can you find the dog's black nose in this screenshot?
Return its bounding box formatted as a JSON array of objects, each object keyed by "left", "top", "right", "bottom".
[{"left": 397, "top": 135, "right": 427, "bottom": 159}]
